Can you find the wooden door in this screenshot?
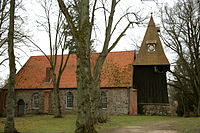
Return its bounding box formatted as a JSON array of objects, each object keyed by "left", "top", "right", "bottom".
[{"left": 17, "top": 99, "right": 25, "bottom": 116}]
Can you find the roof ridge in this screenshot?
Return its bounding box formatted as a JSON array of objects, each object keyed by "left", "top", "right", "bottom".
[{"left": 29, "top": 50, "right": 134, "bottom": 58}]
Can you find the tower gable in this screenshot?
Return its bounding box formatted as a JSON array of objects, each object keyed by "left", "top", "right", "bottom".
[{"left": 134, "top": 16, "right": 169, "bottom": 65}]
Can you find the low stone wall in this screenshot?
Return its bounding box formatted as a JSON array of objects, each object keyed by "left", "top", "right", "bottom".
[{"left": 138, "top": 104, "right": 172, "bottom": 116}]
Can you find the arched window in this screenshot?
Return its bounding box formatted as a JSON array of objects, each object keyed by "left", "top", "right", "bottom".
[
  {"left": 101, "top": 91, "right": 107, "bottom": 109},
  {"left": 66, "top": 92, "right": 73, "bottom": 108},
  {"left": 32, "top": 93, "right": 39, "bottom": 109}
]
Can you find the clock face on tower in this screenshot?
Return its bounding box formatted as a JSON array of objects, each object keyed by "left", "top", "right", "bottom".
[{"left": 147, "top": 43, "right": 156, "bottom": 52}]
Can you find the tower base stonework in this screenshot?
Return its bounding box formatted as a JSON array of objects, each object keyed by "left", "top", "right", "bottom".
[{"left": 138, "top": 103, "right": 172, "bottom": 116}]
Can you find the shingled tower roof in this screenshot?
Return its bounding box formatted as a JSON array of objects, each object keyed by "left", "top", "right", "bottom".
[{"left": 134, "top": 16, "right": 169, "bottom": 65}]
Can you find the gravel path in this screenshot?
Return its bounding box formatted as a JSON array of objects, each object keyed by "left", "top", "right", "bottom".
[{"left": 100, "top": 121, "right": 177, "bottom": 133}]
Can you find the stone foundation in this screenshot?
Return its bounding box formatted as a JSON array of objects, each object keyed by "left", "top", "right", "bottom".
[
  {"left": 138, "top": 104, "right": 172, "bottom": 116},
  {"left": 61, "top": 89, "right": 130, "bottom": 115},
  {"left": 13, "top": 88, "right": 132, "bottom": 116}
]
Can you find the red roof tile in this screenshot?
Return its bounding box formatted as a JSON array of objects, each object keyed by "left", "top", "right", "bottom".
[{"left": 15, "top": 51, "right": 134, "bottom": 89}]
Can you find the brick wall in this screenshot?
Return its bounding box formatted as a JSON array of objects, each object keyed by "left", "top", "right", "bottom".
[{"left": 129, "top": 89, "right": 137, "bottom": 115}]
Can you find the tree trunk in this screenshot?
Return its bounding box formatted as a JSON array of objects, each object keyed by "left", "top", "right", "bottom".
[
  {"left": 75, "top": 44, "right": 107, "bottom": 133},
  {"left": 197, "top": 96, "right": 200, "bottom": 116},
  {"left": 53, "top": 74, "right": 62, "bottom": 118},
  {"left": 195, "top": 80, "right": 200, "bottom": 116},
  {"left": 4, "top": 0, "right": 18, "bottom": 132},
  {"left": 56, "top": 0, "right": 116, "bottom": 132},
  {"left": 53, "top": 87, "right": 62, "bottom": 118},
  {"left": 91, "top": 82, "right": 107, "bottom": 123},
  {"left": 74, "top": 0, "right": 98, "bottom": 132},
  {"left": 75, "top": 49, "right": 98, "bottom": 133}
]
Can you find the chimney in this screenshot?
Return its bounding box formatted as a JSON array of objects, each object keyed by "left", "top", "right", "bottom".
[
  {"left": 45, "top": 67, "right": 52, "bottom": 82},
  {"left": 156, "top": 26, "right": 160, "bottom": 32},
  {"left": 133, "top": 49, "right": 137, "bottom": 60}
]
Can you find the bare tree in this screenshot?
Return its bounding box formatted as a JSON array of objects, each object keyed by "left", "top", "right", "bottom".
[
  {"left": 4, "top": 0, "right": 19, "bottom": 132},
  {"left": 0, "top": 0, "right": 32, "bottom": 75},
  {"left": 0, "top": 0, "right": 10, "bottom": 66},
  {"left": 28, "top": 0, "right": 73, "bottom": 118},
  {"left": 56, "top": 0, "right": 143, "bottom": 132},
  {"left": 161, "top": 0, "right": 200, "bottom": 116}
]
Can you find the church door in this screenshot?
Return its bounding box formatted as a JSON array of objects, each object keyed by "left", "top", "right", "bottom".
[{"left": 17, "top": 99, "right": 25, "bottom": 116}]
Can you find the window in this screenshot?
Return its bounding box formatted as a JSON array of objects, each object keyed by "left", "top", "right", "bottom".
[
  {"left": 66, "top": 92, "right": 73, "bottom": 108},
  {"left": 147, "top": 43, "right": 156, "bottom": 52},
  {"left": 32, "top": 93, "right": 39, "bottom": 109},
  {"left": 101, "top": 91, "right": 107, "bottom": 109},
  {"left": 146, "top": 40, "right": 156, "bottom": 52}
]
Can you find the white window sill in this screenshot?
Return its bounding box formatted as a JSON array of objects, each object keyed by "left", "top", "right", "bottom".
[
  {"left": 32, "top": 107, "right": 39, "bottom": 110},
  {"left": 66, "top": 107, "right": 73, "bottom": 109}
]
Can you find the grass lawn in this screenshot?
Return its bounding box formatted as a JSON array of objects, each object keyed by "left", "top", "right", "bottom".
[{"left": 0, "top": 115, "right": 200, "bottom": 133}]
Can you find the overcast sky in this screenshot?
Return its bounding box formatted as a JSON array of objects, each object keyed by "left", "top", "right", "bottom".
[{"left": 0, "top": 0, "right": 177, "bottom": 82}]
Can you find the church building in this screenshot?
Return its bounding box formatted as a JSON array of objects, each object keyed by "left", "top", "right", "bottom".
[{"left": 0, "top": 17, "right": 171, "bottom": 116}]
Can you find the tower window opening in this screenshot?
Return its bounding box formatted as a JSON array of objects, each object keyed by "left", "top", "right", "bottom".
[{"left": 146, "top": 40, "right": 156, "bottom": 52}]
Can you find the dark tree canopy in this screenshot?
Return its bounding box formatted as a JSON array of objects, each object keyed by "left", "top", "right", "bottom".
[{"left": 161, "top": 0, "right": 200, "bottom": 116}]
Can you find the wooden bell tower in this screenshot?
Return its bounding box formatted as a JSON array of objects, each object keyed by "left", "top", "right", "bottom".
[{"left": 133, "top": 16, "right": 170, "bottom": 114}]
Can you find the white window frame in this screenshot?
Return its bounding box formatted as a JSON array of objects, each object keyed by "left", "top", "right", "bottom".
[
  {"left": 66, "top": 92, "right": 73, "bottom": 109},
  {"left": 101, "top": 91, "right": 108, "bottom": 109},
  {"left": 32, "top": 93, "right": 39, "bottom": 109}
]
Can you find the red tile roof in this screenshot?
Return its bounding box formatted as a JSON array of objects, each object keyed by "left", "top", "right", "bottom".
[{"left": 15, "top": 51, "right": 134, "bottom": 89}]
